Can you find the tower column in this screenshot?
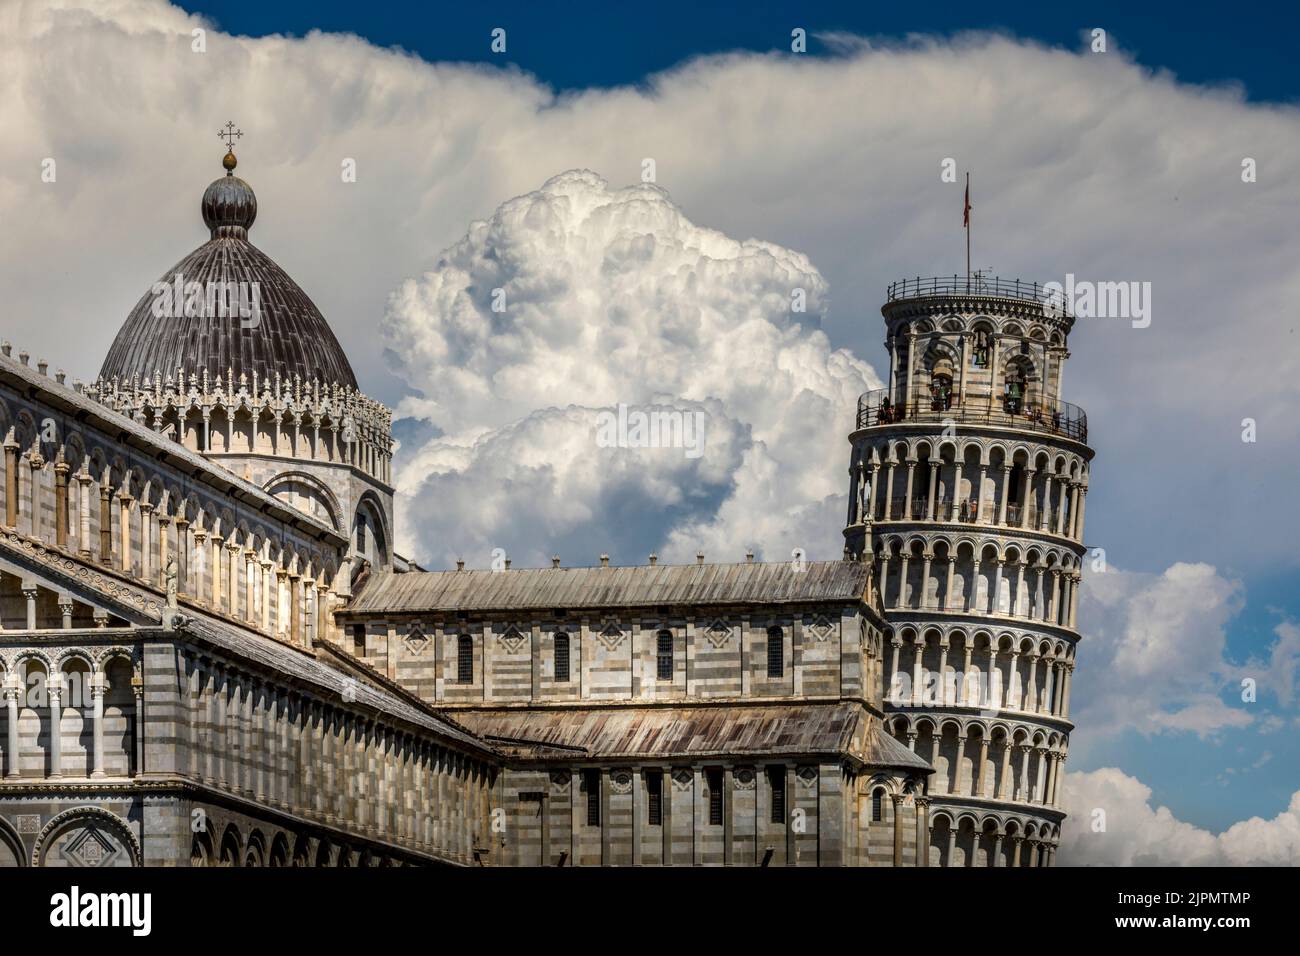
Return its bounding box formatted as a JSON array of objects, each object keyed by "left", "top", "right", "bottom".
[
  {"left": 1004, "top": 649, "right": 1020, "bottom": 709},
  {"left": 1020, "top": 468, "right": 1036, "bottom": 529},
  {"left": 991, "top": 560, "right": 1004, "bottom": 615},
  {"left": 919, "top": 552, "right": 933, "bottom": 610},
  {"left": 905, "top": 328, "right": 918, "bottom": 415},
  {"left": 888, "top": 639, "right": 902, "bottom": 704},
  {"left": 911, "top": 636, "right": 924, "bottom": 706},
  {"left": 949, "top": 461, "right": 962, "bottom": 521},
  {"left": 1025, "top": 654, "right": 1039, "bottom": 714},
  {"left": 903, "top": 460, "right": 916, "bottom": 519},
  {"left": 937, "top": 638, "right": 949, "bottom": 705},
  {"left": 944, "top": 557, "right": 956, "bottom": 611},
  {"left": 997, "top": 464, "right": 1011, "bottom": 525},
  {"left": 997, "top": 742, "right": 1013, "bottom": 800}
]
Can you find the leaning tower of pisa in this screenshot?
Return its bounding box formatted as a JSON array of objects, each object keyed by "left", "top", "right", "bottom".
[{"left": 843, "top": 275, "right": 1093, "bottom": 867}]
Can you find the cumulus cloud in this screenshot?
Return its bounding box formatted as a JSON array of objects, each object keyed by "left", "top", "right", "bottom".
[
  {"left": 1073, "top": 562, "right": 1250, "bottom": 740},
  {"left": 1061, "top": 768, "right": 1300, "bottom": 866},
  {"left": 383, "top": 170, "right": 877, "bottom": 566},
  {"left": 7, "top": 1, "right": 1300, "bottom": 574}
]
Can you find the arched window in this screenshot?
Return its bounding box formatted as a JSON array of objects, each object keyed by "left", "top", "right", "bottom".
[
  {"left": 554, "top": 633, "right": 570, "bottom": 683},
  {"left": 457, "top": 635, "right": 473, "bottom": 684},
  {"left": 872, "top": 788, "right": 885, "bottom": 822},
  {"left": 767, "top": 626, "right": 784, "bottom": 678},
  {"left": 656, "top": 630, "right": 673, "bottom": 681}
]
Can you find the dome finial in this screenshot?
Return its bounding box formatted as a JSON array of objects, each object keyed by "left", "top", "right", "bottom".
[{"left": 218, "top": 121, "right": 243, "bottom": 176}]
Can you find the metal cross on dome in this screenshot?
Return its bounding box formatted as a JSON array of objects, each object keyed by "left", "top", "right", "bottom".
[{"left": 218, "top": 121, "right": 243, "bottom": 151}]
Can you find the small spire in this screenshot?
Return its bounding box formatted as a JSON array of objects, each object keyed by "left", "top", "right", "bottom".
[{"left": 219, "top": 121, "right": 242, "bottom": 175}]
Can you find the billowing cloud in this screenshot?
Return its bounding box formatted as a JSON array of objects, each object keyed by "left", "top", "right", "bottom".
[
  {"left": 1073, "top": 562, "right": 1250, "bottom": 740},
  {"left": 1061, "top": 768, "right": 1300, "bottom": 866},
  {"left": 383, "top": 170, "right": 877, "bottom": 566},
  {"left": 7, "top": 0, "right": 1300, "bottom": 574}
]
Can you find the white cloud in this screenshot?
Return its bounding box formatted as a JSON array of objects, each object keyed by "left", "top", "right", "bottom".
[
  {"left": 1061, "top": 768, "right": 1300, "bottom": 865},
  {"left": 382, "top": 170, "right": 877, "bottom": 566},
  {"left": 6, "top": 1, "right": 1300, "bottom": 573},
  {"left": 1072, "top": 563, "right": 1251, "bottom": 741}
]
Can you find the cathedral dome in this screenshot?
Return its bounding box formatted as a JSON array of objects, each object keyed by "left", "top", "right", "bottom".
[{"left": 99, "top": 150, "right": 358, "bottom": 390}]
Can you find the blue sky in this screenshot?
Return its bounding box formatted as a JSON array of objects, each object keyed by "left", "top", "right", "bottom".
[
  {"left": 186, "top": 0, "right": 1300, "bottom": 102},
  {"left": 7, "top": 1, "right": 1298, "bottom": 853}
]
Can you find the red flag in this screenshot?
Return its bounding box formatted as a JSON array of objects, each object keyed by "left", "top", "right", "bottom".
[{"left": 963, "top": 177, "right": 971, "bottom": 228}]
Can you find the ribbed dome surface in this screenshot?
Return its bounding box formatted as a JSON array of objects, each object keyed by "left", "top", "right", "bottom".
[
  {"left": 100, "top": 165, "right": 358, "bottom": 390},
  {"left": 202, "top": 174, "right": 258, "bottom": 239}
]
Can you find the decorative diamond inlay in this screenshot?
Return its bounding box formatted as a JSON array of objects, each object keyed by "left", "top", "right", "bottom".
[
  {"left": 596, "top": 621, "right": 625, "bottom": 651},
  {"left": 64, "top": 826, "right": 123, "bottom": 867},
  {"left": 403, "top": 624, "right": 430, "bottom": 655},
  {"left": 497, "top": 624, "right": 528, "bottom": 654},
  {"left": 704, "top": 618, "right": 731, "bottom": 648},
  {"left": 809, "top": 615, "right": 834, "bottom": 642}
]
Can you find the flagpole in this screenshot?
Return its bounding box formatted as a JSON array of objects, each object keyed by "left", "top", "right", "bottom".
[{"left": 965, "top": 172, "right": 971, "bottom": 288}]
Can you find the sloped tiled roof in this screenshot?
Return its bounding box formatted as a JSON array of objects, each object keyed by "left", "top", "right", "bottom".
[
  {"left": 454, "top": 702, "right": 932, "bottom": 772},
  {"left": 347, "top": 561, "right": 870, "bottom": 615}
]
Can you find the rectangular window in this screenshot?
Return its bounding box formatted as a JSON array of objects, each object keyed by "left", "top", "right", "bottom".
[
  {"left": 656, "top": 630, "right": 673, "bottom": 681},
  {"left": 585, "top": 770, "right": 601, "bottom": 826},
  {"left": 768, "top": 766, "right": 786, "bottom": 824},
  {"left": 352, "top": 624, "right": 366, "bottom": 658},
  {"left": 708, "top": 769, "right": 723, "bottom": 826},
  {"left": 457, "top": 636, "right": 473, "bottom": 684},
  {"left": 767, "top": 628, "right": 784, "bottom": 678},
  {"left": 647, "top": 771, "right": 663, "bottom": 827},
  {"left": 555, "top": 634, "right": 570, "bottom": 683}
]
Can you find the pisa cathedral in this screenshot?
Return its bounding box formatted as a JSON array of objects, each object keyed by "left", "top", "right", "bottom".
[{"left": 0, "top": 148, "right": 1091, "bottom": 867}]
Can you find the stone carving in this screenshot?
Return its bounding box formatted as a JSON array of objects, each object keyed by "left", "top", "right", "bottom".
[
  {"left": 704, "top": 619, "right": 731, "bottom": 649},
  {"left": 404, "top": 624, "right": 430, "bottom": 655},
  {"left": 596, "top": 621, "right": 625, "bottom": 652},
  {"left": 497, "top": 624, "right": 527, "bottom": 654}
]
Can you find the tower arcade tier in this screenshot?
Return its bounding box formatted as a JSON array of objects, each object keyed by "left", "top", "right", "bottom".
[{"left": 844, "top": 276, "right": 1095, "bottom": 867}]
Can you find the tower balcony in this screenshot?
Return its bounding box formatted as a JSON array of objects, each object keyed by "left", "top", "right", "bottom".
[
  {"left": 886, "top": 274, "right": 1072, "bottom": 317},
  {"left": 856, "top": 388, "right": 1088, "bottom": 445}
]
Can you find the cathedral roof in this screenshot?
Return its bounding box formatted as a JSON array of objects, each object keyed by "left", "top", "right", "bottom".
[
  {"left": 99, "top": 149, "right": 358, "bottom": 390},
  {"left": 346, "top": 559, "right": 873, "bottom": 614},
  {"left": 455, "top": 702, "right": 933, "bottom": 771}
]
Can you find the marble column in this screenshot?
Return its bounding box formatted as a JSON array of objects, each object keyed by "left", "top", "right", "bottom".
[{"left": 90, "top": 673, "right": 106, "bottom": 778}]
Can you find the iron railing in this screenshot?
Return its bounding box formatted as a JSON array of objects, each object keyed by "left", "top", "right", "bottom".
[
  {"left": 856, "top": 388, "right": 1088, "bottom": 444},
  {"left": 886, "top": 275, "right": 1069, "bottom": 315}
]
